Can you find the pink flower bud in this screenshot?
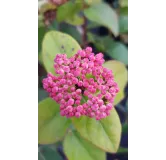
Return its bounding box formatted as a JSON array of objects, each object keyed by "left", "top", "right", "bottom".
[
  {"left": 91, "top": 104, "right": 99, "bottom": 111},
  {"left": 100, "top": 105, "right": 106, "bottom": 112},
  {"left": 60, "top": 110, "right": 65, "bottom": 116},
  {"left": 68, "top": 99, "right": 74, "bottom": 106},
  {"left": 77, "top": 105, "right": 83, "bottom": 112},
  {"left": 90, "top": 112, "right": 95, "bottom": 118},
  {"left": 76, "top": 89, "right": 81, "bottom": 94},
  {"left": 75, "top": 112, "right": 81, "bottom": 118},
  {"left": 63, "top": 66, "right": 70, "bottom": 73},
  {"left": 66, "top": 106, "right": 73, "bottom": 112},
  {"left": 106, "top": 103, "right": 113, "bottom": 110},
  {"left": 78, "top": 81, "right": 83, "bottom": 87},
  {"left": 75, "top": 100, "right": 81, "bottom": 105},
  {"left": 98, "top": 99, "right": 104, "bottom": 106},
  {"left": 85, "top": 47, "right": 92, "bottom": 53}
]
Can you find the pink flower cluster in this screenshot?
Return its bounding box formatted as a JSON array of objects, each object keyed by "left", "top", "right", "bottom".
[{"left": 42, "top": 47, "right": 119, "bottom": 120}]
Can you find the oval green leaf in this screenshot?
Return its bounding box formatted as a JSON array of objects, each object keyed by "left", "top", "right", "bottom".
[
  {"left": 106, "top": 42, "right": 128, "bottom": 65},
  {"left": 38, "top": 98, "right": 71, "bottom": 144},
  {"left": 42, "top": 31, "right": 81, "bottom": 74},
  {"left": 84, "top": 2, "right": 119, "bottom": 36},
  {"left": 56, "top": 1, "right": 83, "bottom": 22},
  {"left": 72, "top": 108, "right": 121, "bottom": 153},
  {"left": 119, "top": 16, "right": 128, "bottom": 33},
  {"left": 103, "top": 60, "right": 128, "bottom": 105},
  {"left": 114, "top": 90, "right": 125, "bottom": 105},
  {"left": 64, "top": 131, "right": 106, "bottom": 160},
  {"left": 65, "top": 14, "right": 84, "bottom": 26}
]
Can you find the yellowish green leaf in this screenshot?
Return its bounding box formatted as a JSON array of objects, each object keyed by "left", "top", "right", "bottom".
[
  {"left": 103, "top": 60, "right": 128, "bottom": 105},
  {"left": 38, "top": 98, "right": 71, "bottom": 144},
  {"left": 72, "top": 108, "right": 121, "bottom": 153},
  {"left": 64, "top": 131, "right": 106, "bottom": 160}
]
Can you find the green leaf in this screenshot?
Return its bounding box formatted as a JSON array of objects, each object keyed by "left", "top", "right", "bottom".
[
  {"left": 38, "top": 51, "right": 43, "bottom": 64},
  {"left": 120, "top": 0, "right": 128, "bottom": 7},
  {"left": 114, "top": 90, "right": 125, "bottom": 105},
  {"left": 39, "top": 2, "right": 57, "bottom": 14},
  {"left": 96, "top": 36, "right": 113, "bottom": 51},
  {"left": 117, "top": 147, "right": 128, "bottom": 153},
  {"left": 87, "top": 32, "right": 96, "bottom": 43},
  {"left": 119, "top": 16, "right": 128, "bottom": 33},
  {"left": 39, "top": 27, "right": 46, "bottom": 52},
  {"left": 103, "top": 60, "right": 128, "bottom": 105},
  {"left": 38, "top": 14, "right": 45, "bottom": 28},
  {"left": 106, "top": 42, "right": 128, "bottom": 65},
  {"left": 72, "top": 108, "right": 121, "bottom": 153},
  {"left": 56, "top": 1, "right": 84, "bottom": 26},
  {"left": 38, "top": 27, "right": 45, "bottom": 64},
  {"left": 87, "top": 33, "right": 112, "bottom": 51},
  {"left": 64, "top": 131, "right": 106, "bottom": 160},
  {"left": 84, "top": 2, "right": 119, "bottom": 36},
  {"left": 120, "top": 7, "right": 128, "bottom": 15},
  {"left": 65, "top": 14, "right": 84, "bottom": 26},
  {"left": 38, "top": 98, "right": 71, "bottom": 144},
  {"left": 56, "top": 1, "right": 83, "bottom": 22},
  {"left": 42, "top": 31, "right": 81, "bottom": 74},
  {"left": 122, "top": 123, "right": 128, "bottom": 134},
  {"left": 39, "top": 145, "right": 63, "bottom": 160},
  {"left": 38, "top": 152, "right": 45, "bottom": 160},
  {"left": 84, "top": 0, "right": 102, "bottom": 5},
  {"left": 47, "top": 20, "right": 59, "bottom": 31},
  {"left": 60, "top": 24, "right": 82, "bottom": 43}
]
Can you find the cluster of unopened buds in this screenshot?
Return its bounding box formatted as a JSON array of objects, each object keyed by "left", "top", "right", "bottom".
[{"left": 43, "top": 47, "right": 119, "bottom": 120}]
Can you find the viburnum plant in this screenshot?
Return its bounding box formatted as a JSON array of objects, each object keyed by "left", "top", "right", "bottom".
[{"left": 39, "top": 31, "right": 127, "bottom": 160}]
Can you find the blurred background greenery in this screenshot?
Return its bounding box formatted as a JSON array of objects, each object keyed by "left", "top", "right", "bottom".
[{"left": 38, "top": 0, "right": 128, "bottom": 159}]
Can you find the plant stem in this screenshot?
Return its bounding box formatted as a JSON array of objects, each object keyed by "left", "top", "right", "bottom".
[{"left": 82, "top": 15, "right": 87, "bottom": 47}]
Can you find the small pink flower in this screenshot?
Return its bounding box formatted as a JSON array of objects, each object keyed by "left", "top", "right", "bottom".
[
  {"left": 100, "top": 105, "right": 106, "bottom": 112},
  {"left": 68, "top": 99, "right": 74, "bottom": 106},
  {"left": 78, "top": 81, "right": 83, "bottom": 87},
  {"left": 91, "top": 104, "right": 99, "bottom": 111},
  {"left": 75, "top": 112, "right": 81, "bottom": 118},
  {"left": 75, "top": 100, "right": 81, "bottom": 105},
  {"left": 77, "top": 105, "right": 83, "bottom": 112},
  {"left": 76, "top": 89, "right": 81, "bottom": 94},
  {"left": 63, "top": 66, "right": 70, "bottom": 73},
  {"left": 90, "top": 112, "right": 95, "bottom": 118},
  {"left": 70, "top": 86, "right": 75, "bottom": 92}
]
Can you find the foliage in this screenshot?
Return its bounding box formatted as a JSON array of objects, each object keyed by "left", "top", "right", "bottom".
[
  {"left": 38, "top": 0, "right": 128, "bottom": 159},
  {"left": 84, "top": 2, "right": 119, "bottom": 36}
]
